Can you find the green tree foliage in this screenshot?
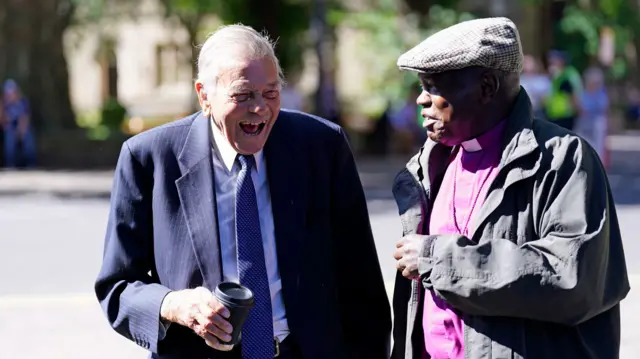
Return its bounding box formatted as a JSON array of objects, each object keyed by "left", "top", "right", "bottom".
[
  {"left": 215, "top": 0, "right": 310, "bottom": 75},
  {"left": 74, "top": 0, "right": 311, "bottom": 77},
  {"left": 330, "top": 0, "right": 473, "bottom": 116},
  {"left": 157, "top": 0, "right": 310, "bottom": 77},
  {"left": 555, "top": 0, "right": 639, "bottom": 79}
]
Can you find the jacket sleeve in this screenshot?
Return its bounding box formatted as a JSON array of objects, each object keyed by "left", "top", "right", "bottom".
[
  {"left": 94, "top": 142, "right": 172, "bottom": 353},
  {"left": 330, "top": 129, "right": 392, "bottom": 359},
  {"left": 418, "top": 139, "right": 630, "bottom": 326}
]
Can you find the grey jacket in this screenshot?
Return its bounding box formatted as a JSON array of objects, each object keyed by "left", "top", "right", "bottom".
[{"left": 391, "top": 89, "right": 630, "bottom": 359}]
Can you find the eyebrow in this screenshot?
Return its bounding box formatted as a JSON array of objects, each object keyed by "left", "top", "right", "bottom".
[{"left": 227, "top": 81, "right": 280, "bottom": 93}]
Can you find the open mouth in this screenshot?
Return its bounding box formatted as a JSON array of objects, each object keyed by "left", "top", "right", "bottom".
[
  {"left": 239, "top": 120, "right": 267, "bottom": 136},
  {"left": 423, "top": 118, "right": 440, "bottom": 132}
]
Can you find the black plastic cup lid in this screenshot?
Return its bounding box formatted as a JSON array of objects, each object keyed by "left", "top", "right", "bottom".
[{"left": 214, "top": 282, "right": 255, "bottom": 306}]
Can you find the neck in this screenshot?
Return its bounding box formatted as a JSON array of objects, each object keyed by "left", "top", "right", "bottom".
[
  {"left": 470, "top": 115, "right": 504, "bottom": 140},
  {"left": 468, "top": 96, "right": 515, "bottom": 139}
]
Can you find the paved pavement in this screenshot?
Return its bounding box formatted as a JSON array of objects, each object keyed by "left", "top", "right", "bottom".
[
  {"left": 0, "top": 157, "right": 405, "bottom": 199},
  {"left": 1, "top": 133, "right": 639, "bottom": 198},
  {"left": 1, "top": 195, "right": 638, "bottom": 358},
  {"left": 1, "top": 134, "right": 640, "bottom": 358}
]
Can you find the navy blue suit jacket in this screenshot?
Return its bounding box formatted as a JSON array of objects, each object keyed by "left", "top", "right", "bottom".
[{"left": 95, "top": 110, "right": 391, "bottom": 359}]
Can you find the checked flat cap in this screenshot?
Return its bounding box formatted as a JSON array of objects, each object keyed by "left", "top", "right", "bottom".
[{"left": 397, "top": 17, "right": 523, "bottom": 74}]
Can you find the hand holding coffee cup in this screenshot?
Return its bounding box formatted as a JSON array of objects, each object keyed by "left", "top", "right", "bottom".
[
  {"left": 160, "top": 287, "right": 235, "bottom": 351},
  {"left": 213, "top": 282, "right": 255, "bottom": 345}
]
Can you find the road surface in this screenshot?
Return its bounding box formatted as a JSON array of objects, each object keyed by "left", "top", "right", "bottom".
[
  {"left": 2, "top": 138, "right": 640, "bottom": 358},
  {"left": 0, "top": 192, "right": 638, "bottom": 358}
]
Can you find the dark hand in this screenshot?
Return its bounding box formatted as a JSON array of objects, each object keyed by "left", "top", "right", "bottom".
[{"left": 393, "top": 234, "right": 427, "bottom": 280}]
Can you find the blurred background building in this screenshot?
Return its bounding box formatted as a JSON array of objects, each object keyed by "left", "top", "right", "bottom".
[
  {"left": 1, "top": 0, "right": 640, "bottom": 166},
  {"left": 2, "top": 2, "right": 640, "bottom": 358}
]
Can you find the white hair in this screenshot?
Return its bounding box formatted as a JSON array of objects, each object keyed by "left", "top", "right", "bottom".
[{"left": 196, "top": 24, "right": 285, "bottom": 93}]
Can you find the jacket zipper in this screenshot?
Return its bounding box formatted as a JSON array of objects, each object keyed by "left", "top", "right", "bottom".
[{"left": 407, "top": 171, "right": 429, "bottom": 359}]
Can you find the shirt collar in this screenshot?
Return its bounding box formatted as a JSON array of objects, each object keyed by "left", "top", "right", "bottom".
[
  {"left": 460, "top": 119, "right": 508, "bottom": 153},
  {"left": 460, "top": 138, "right": 482, "bottom": 152},
  {"left": 210, "top": 117, "right": 263, "bottom": 172}
]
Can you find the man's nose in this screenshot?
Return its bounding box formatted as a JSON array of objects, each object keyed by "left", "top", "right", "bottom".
[
  {"left": 416, "top": 90, "right": 431, "bottom": 108},
  {"left": 250, "top": 96, "right": 269, "bottom": 115}
]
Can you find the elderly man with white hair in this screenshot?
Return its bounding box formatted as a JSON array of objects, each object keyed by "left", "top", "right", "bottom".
[{"left": 95, "top": 24, "right": 391, "bottom": 359}]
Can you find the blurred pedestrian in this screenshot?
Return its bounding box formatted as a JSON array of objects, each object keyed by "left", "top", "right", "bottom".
[
  {"left": 95, "top": 24, "right": 391, "bottom": 359},
  {"left": 625, "top": 85, "right": 640, "bottom": 128},
  {"left": 279, "top": 72, "right": 306, "bottom": 112},
  {"left": 2, "top": 79, "right": 36, "bottom": 168},
  {"left": 544, "top": 50, "right": 583, "bottom": 130},
  {"left": 576, "top": 67, "right": 609, "bottom": 160},
  {"left": 279, "top": 85, "right": 305, "bottom": 111},
  {"left": 392, "top": 17, "right": 628, "bottom": 359},
  {"left": 319, "top": 68, "right": 342, "bottom": 126},
  {"left": 519, "top": 55, "right": 551, "bottom": 119},
  {"left": 366, "top": 100, "right": 392, "bottom": 155}
]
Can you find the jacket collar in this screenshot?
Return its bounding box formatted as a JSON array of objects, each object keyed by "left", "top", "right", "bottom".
[
  {"left": 407, "top": 87, "right": 539, "bottom": 189},
  {"left": 499, "top": 88, "right": 539, "bottom": 168},
  {"left": 177, "top": 112, "right": 211, "bottom": 174}
]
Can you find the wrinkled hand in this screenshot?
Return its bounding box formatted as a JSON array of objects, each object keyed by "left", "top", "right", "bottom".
[
  {"left": 160, "top": 287, "right": 234, "bottom": 351},
  {"left": 393, "top": 234, "right": 427, "bottom": 280}
]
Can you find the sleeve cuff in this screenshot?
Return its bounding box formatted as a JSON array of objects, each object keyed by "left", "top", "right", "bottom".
[
  {"left": 418, "top": 235, "right": 438, "bottom": 278},
  {"left": 159, "top": 318, "right": 171, "bottom": 340},
  {"left": 158, "top": 290, "right": 173, "bottom": 341},
  {"left": 129, "top": 284, "right": 172, "bottom": 352}
]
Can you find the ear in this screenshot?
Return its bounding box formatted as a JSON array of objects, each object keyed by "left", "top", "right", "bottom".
[
  {"left": 479, "top": 71, "right": 500, "bottom": 104},
  {"left": 194, "top": 81, "right": 211, "bottom": 116}
]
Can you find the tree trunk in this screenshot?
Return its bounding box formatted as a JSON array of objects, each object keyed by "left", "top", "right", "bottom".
[
  {"left": 188, "top": 25, "right": 200, "bottom": 113},
  {"left": 400, "top": 0, "right": 433, "bottom": 16},
  {"left": 0, "top": 0, "right": 76, "bottom": 132},
  {"left": 245, "top": 0, "right": 280, "bottom": 48},
  {"left": 630, "top": 0, "right": 640, "bottom": 84},
  {"left": 312, "top": 0, "right": 328, "bottom": 119},
  {"left": 242, "top": 0, "right": 286, "bottom": 70}
]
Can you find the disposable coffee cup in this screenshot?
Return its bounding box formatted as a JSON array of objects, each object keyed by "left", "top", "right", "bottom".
[{"left": 213, "top": 282, "right": 255, "bottom": 345}]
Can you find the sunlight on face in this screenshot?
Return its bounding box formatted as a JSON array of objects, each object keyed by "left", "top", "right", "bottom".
[{"left": 197, "top": 56, "right": 281, "bottom": 155}]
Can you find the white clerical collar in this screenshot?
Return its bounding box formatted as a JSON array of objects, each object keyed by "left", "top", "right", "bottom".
[
  {"left": 211, "top": 118, "right": 263, "bottom": 172},
  {"left": 460, "top": 138, "right": 482, "bottom": 152}
]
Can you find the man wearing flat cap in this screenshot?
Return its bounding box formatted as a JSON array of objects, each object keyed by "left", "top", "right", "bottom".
[{"left": 391, "top": 17, "right": 629, "bottom": 359}]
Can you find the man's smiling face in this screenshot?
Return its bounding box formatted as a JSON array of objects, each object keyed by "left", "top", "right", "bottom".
[{"left": 197, "top": 55, "right": 281, "bottom": 155}]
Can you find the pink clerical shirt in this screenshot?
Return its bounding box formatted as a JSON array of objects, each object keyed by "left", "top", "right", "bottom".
[{"left": 423, "top": 120, "right": 506, "bottom": 359}]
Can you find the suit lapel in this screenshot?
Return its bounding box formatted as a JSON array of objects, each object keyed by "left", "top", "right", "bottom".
[
  {"left": 264, "top": 114, "right": 308, "bottom": 285},
  {"left": 175, "top": 113, "right": 223, "bottom": 290}
]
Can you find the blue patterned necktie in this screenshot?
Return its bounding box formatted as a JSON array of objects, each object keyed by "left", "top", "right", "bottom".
[{"left": 235, "top": 154, "right": 273, "bottom": 359}]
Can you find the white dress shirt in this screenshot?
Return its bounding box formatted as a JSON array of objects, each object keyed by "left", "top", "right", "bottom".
[{"left": 210, "top": 121, "right": 289, "bottom": 342}]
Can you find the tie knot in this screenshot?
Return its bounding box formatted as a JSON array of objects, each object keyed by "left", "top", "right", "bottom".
[{"left": 237, "top": 154, "right": 255, "bottom": 171}]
